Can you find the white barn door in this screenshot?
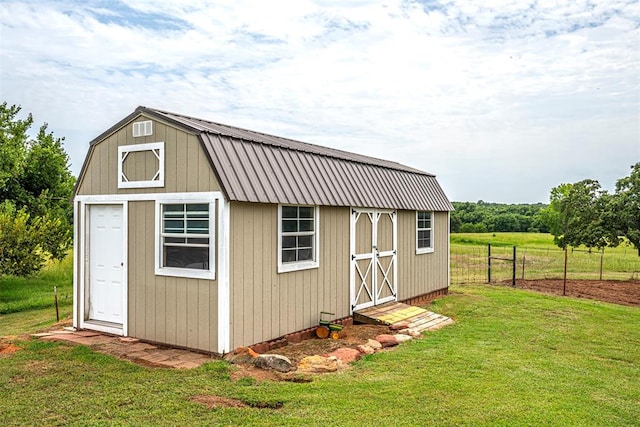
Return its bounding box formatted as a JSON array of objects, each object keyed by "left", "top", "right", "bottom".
[
  {"left": 350, "top": 208, "right": 397, "bottom": 312},
  {"left": 88, "top": 204, "right": 125, "bottom": 324}
]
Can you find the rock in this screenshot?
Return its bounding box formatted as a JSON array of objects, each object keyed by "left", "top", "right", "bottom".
[
  {"left": 394, "top": 334, "right": 413, "bottom": 343},
  {"left": 253, "top": 354, "right": 293, "bottom": 373},
  {"left": 366, "top": 339, "right": 383, "bottom": 350},
  {"left": 297, "top": 355, "right": 341, "bottom": 373},
  {"left": 375, "top": 334, "right": 399, "bottom": 348},
  {"left": 389, "top": 321, "right": 410, "bottom": 331},
  {"left": 224, "top": 347, "right": 259, "bottom": 365},
  {"left": 402, "top": 328, "right": 422, "bottom": 338},
  {"left": 325, "top": 347, "right": 361, "bottom": 363},
  {"left": 356, "top": 344, "right": 375, "bottom": 355}
]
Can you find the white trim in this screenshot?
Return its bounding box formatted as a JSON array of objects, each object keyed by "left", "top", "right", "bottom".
[
  {"left": 76, "top": 192, "right": 223, "bottom": 203},
  {"left": 154, "top": 197, "right": 216, "bottom": 280},
  {"left": 416, "top": 210, "right": 434, "bottom": 254},
  {"left": 72, "top": 200, "right": 78, "bottom": 329},
  {"left": 217, "top": 198, "right": 231, "bottom": 354},
  {"left": 447, "top": 211, "right": 451, "bottom": 288},
  {"left": 117, "top": 142, "right": 165, "bottom": 189},
  {"left": 122, "top": 202, "right": 129, "bottom": 335},
  {"left": 277, "top": 204, "right": 320, "bottom": 273},
  {"left": 78, "top": 201, "right": 128, "bottom": 336}
]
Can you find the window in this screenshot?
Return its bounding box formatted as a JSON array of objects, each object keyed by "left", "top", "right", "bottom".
[
  {"left": 416, "top": 211, "right": 433, "bottom": 254},
  {"left": 155, "top": 202, "right": 215, "bottom": 279},
  {"left": 117, "top": 142, "right": 164, "bottom": 188},
  {"left": 278, "top": 205, "right": 319, "bottom": 273},
  {"left": 132, "top": 120, "right": 153, "bottom": 137}
]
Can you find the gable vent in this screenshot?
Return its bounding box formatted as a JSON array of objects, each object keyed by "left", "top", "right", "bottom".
[{"left": 133, "top": 120, "right": 153, "bottom": 137}]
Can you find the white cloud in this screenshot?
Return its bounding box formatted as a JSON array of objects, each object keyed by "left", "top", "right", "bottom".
[{"left": 1, "top": 0, "right": 638, "bottom": 202}]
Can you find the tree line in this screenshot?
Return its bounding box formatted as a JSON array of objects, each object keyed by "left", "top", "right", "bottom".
[{"left": 451, "top": 201, "right": 549, "bottom": 233}]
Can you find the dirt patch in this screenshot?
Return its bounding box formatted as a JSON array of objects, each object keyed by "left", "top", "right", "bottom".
[
  {"left": 510, "top": 280, "right": 640, "bottom": 307},
  {"left": 230, "top": 365, "right": 285, "bottom": 383},
  {"left": 271, "top": 324, "right": 391, "bottom": 365},
  {"left": 0, "top": 343, "right": 21, "bottom": 355},
  {"left": 191, "top": 394, "right": 284, "bottom": 410},
  {"left": 192, "top": 394, "right": 249, "bottom": 408}
]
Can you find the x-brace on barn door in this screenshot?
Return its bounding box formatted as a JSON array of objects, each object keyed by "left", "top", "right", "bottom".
[{"left": 350, "top": 208, "right": 397, "bottom": 312}]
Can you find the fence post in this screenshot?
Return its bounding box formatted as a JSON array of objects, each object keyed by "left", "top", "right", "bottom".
[
  {"left": 512, "top": 246, "right": 516, "bottom": 287},
  {"left": 599, "top": 248, "right": 604, "bottom": 281},
  {"left": 487, "top": 243, "right": 491, "bottom": 283},
  {"left": 521, "top": 251, "right": 526, "bottom": 280},
  {"left": 563, "top": 245, "right": 568, "bottom": 296}
]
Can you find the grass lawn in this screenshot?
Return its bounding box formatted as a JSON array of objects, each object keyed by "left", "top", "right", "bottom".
[
  {"left": 2, "top": 285, "right": 639, "bottom": 426},
  {"left": 0, "top": 254, "right": 73, "bottom": 315}
]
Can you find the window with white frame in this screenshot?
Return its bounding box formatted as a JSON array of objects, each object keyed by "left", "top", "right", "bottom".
[
  {"left": 156, "top": 202, "right": 215, "bottom": 279},
  {"left": 416, "top": 211, "right": 434, "bottom": 254},
  {"left": 118, "top": 142, "right": 165, "bottom": 189},
  {"left": 278, "top": 205, "right": 319, "bottom": 273}
]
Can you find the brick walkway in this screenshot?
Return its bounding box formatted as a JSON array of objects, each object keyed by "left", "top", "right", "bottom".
[{"left": 32, "top": 330, "right": 212, "bottom": 369}]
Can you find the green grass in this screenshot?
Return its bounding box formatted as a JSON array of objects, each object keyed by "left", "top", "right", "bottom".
[
  {"left": 0, "top": 254, "right": 73, "bottom": 315},
  {"left": 2, "top": 286, "right": 639, "bottom": 426},
  {"left": 451, "top": 233, "right": 640, "bottom": 283},
  {"left": 451, "top": 232, "right": 558, "bottom": 248}
]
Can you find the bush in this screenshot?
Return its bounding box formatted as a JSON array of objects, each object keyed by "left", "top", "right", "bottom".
[{"left": 0, "top": 201, "right": 70, "bottom": 276}]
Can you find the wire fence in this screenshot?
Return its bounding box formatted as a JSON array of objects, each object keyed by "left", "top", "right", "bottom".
[{"left": 451, "top": 244, "right": 640, "bottom": 285}]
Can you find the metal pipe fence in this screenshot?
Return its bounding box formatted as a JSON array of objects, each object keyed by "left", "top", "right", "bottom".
[{"left": 451, "top": 244, "right": 640, "bottom": 285}]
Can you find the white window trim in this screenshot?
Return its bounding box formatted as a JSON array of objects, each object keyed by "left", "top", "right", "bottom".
[
  {"left": 155, "top": 196, "right": 216, "bottom": 280},
  {"left": 416, "top": 210, "right": 434, "bottom": 255},
  {"left": 118, "top": 142, "right": 165, "bottom": 189},
  {"left": 277, "top": 204, "right": 320, "bottom": 273}
]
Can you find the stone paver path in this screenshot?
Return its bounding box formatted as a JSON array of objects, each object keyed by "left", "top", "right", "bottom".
[{"left": 32, "top": 329, "right": 212, "bottom": 369}]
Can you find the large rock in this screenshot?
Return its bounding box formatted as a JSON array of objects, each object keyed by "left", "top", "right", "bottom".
[
  {"left": 393, "top": 334, "right": 413, "bottom": 343},
  {"left": 253, "top": 354, "right": 293, "bottom": 373},
  {"left": 356, "top": 344, "right": 375, "bottom": 355},
  {"left": 375, "top": 334, "right": 399, "bottom": 348},
  {"left": 402, "top": 328, "right": 422, "bottom": 338},
  {"left": 366, "top": 339, "right": 383, "bottom": 350},
  {"left": 224, "top": 347, "right": 259, "bottom": 365},
  {"left": 389, "top": 321, "right": 410, "bottom": 331},
  {"left": 297, "top": 355, "right": 342, "bottom": 373},
  {"left": 325, "top": 347, "right": 361, "bottom": 363}
]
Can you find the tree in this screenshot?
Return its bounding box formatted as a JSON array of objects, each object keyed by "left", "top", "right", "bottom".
[
  {"left": 539, "top": 183, "right": 572, "bottom": 249},
  {"left": 0, "top": 102, "right": 75, "bottom": 275},
  {"left": 540, "top": 180, "right": 610, "bottom": 250},
  {"left": 611, "top": 163, "right": 640, "bottom": 256}
]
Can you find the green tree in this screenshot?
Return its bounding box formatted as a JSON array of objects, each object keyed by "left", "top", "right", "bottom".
[
  {"left": 540, "top": 180, "right": 609, "bottom": 250},
  {"left": 611, "top": 163, "right": 640, "bottom": 256},
  {"left": 0, "top": 103, "right": 75, "bottom": 275}
]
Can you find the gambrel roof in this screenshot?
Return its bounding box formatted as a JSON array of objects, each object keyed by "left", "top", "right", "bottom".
[{"left": 85, "top": 106, "right": 453, "bottom": 211}]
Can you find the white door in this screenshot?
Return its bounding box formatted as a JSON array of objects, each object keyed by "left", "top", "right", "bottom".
[
  {"left": 88, "top": 204, "right": 124, "bottom": 324},
  {"left": 350, "top": 209, "right": 397, "bottom": 312}
]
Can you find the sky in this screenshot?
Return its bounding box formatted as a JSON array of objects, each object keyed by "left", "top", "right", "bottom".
[{"left": 1, "top": 0, "right": 638, "bottom": 203}]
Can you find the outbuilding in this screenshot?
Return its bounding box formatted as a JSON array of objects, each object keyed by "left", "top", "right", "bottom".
[{"left": 73, "top": 106, "right": 453, "bottom": 354}]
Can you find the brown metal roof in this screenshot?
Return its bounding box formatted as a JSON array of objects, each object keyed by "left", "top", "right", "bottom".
[{"left": 110, "top": 106, "right": 453, "bottom": 211}]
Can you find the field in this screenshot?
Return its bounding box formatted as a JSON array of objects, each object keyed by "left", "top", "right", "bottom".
[
  {"left": 451, "top": 232, "right": 640, "bottom": 284},
  {"left": 1, "top": 238, "right": 639, "bottom": 425}
]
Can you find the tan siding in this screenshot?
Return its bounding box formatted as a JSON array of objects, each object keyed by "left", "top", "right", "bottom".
[
  {"left": 229, "top": 203, "right": 350, "bottom": 349},
  {"left": 396, "top": 211, "right": 449, "bottom": 300},
  {"left": 76, "top": 116, "right": 221, "bottom": 196},
  {"left": 126, "top": 201, "right": 218, "bottom": 352}
]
